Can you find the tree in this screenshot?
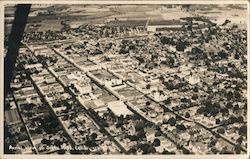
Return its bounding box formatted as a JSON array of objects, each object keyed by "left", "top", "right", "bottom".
[
  {"left": 139, "top": 143, "right": 150, "bottom": 154},
  {"left": 5, "top": 103, "right": 11, "bottom": 110},
  {"left": 164, "top": 98, "right": 171, "bottom": 105},
  {"left": 236, "top": 136, "right": 243, "bottom": 144},
  {"left": 136, "top": 56, "right": 145, "bottom": 64},
  {"left": 210, "top": 107, "right": 219, "bottom": 117},
  {"left": 91, "top": 133, "right": 97, "bottom": 140},
  {"left": 226, "top": 102, "right": 233, "bottom": 109},
  {"left": 209, "top": 138, "right": 218, "bottom": 147},
  {"left": 234, "top": 53, "right": 240, "bottom": 60},
  {"left": 193, "top": 86, "right": 199, "bottom": 92},
  {"left": 85, "top": 140, "right": 98, "bottom": 147},
  {"left": 182, "top": 148, "right": 191, "bottom": 154},
  {"left": 160, "top": 36, "right": 174, "bottom": 45},
  {"left": 146, "top": 101, "right": 151, "bottom": 106},
  {"left": 215, "top": 118, "right": 221, "bottom": 125},
  {"left": 237, "top": 116, "right": 244, "bottom": 123},
  {"left": 24, "top": 103, "right": 35, "bottom": 110},
  {"left": 192, "top": 94, "right": 198, "bottom": 100},
  {"left": 54, "top": 139, "right": 63, "bottom": 147},
  {"left": 41, "top": 138, "right": 51, "bottom": 145},
  {"left": 220, "top": 107, "right": 229, "bottom": 116},
  {"left": 146, "top": 84, "right": 151, "bottom": 89},
  {"left": 70, "top": 149, "right": 82, "bottom": 154},
  {"left": 162, "top": 149, "right": 175, "bottom": 154},
  {"left": 66, "top": 104, "right": 72, "bottom": 110},
  {"left": 167, "top": 56, "right": 175, "bottom": 67},
  {"left": 218, "top": 50, "right": 228, "bottom": 59},
  {"left": 211, "top": 147, "right": 219, "bottom": 154},
  {"left": 176, "top": 41, "right": 186, "bottom": 52},
  {"left": 105, "top": 30, "right": 109, "bottom": 37},
  {"left": 196, "top": 106, "right": 205, "bottom": 114},
  {"left": 135, "top": 121, "right": 145, "bottom": 132},
  {"left": 57, "top": 149, "right": 66, "bottom": 154},
  {"left": 233, "top": 104, "right": 240, "bottom": 112},
  {"left": 176, "top": 124, "right": 186, "bottom": 131},
  {"left": 9, "top": 138, "right": 18, "bottom": 147},
  {"left": 155, "top": 130, "right": 162, "bottom": 137},
  {"left": 228, "top": 115, "right": 237, "bottom": 124},
  {"left": 83, "top": 149, "right": 90, "bottom": 154},
  {"left": 129, "top": 135, "right": 139, "bottom": 141},
  {"left": 96, "top": 42, "right": 100, "bottom": 47},
  {"left": 119, "top": 48, "right": 128, "bottom": 54},
  {"left": 152, "top": 138, "right": 161, "bottom": 147},
  {"left": 235, "top": 144, "right": 241, "bottom": 154},
  {"left": 128, "top": 147, "right": 137, "bottom": 154},
  {"left": 185, "top": 112, "right": 191, "bottom": 118},
  {"left": 129, "top": 45, "right": 136, "bottom": 50},
  {"left": 18, "top": 133, "right": 28, "bottom": 141},
  {"left": 159, "top": 75, "right": 164, "bottom": 81},
  {"left": 137, "top": 130, "right": 146, "bottom": 140},
  {"left": 217, "top": 127, "right": 225, "bottom": 134},
  {"left": 168, "top": 117, "right": 176, "bottom": 126},
  {"left": 222, "top": 19, "right": 231, "bottom": 26},
  {"left": 238, "top": 125, "right": 247, "bottom": 136}
]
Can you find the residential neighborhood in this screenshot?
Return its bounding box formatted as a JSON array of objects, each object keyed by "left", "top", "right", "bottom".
[{"left": 4, "top": 4, "right": 247, "bottom": 155}]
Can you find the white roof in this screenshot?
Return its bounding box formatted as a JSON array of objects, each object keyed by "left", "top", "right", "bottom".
[{"left": 107, "top": 101, "right": 133, "bottom": 116}]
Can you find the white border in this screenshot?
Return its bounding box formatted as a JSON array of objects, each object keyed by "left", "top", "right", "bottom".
[
  {"left": 0, "top": 1, "right": 249, "bottom": 159},
  {"left": 1, "top": 1, "right": 250, "bottom": 4},
  {"left": 0, "top": 0, "right": 4, "bottom": 158}
]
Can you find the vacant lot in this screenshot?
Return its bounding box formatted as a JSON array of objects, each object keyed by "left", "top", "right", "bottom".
[{"left": 37, "top": 19, "right": 62, "bottom": 32}]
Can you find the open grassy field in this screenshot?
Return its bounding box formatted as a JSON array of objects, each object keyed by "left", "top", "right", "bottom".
[
  {"left": 4, "top": 4, "right": 247, "bottom": 34},
  {"left": 195, "top": 4, "right": 247, "bottom": 29},
  {"left": 38, "top": 19, "right": 62, "bottom": 32}
]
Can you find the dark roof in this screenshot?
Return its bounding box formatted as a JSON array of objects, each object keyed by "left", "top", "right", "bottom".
[
  {"left": 105, "top": 20, "right": 147, "bottom": 27},
  {"left": 156, "top": 27, "right": 185, "bottom": 31},
  {"left": 149, "top": 20, "right": 186, "bottom": 26}
]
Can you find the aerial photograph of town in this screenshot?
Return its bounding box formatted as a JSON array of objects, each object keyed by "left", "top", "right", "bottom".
[{"left": 3, "top": 3, "right": 248, "bottom": 155}]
